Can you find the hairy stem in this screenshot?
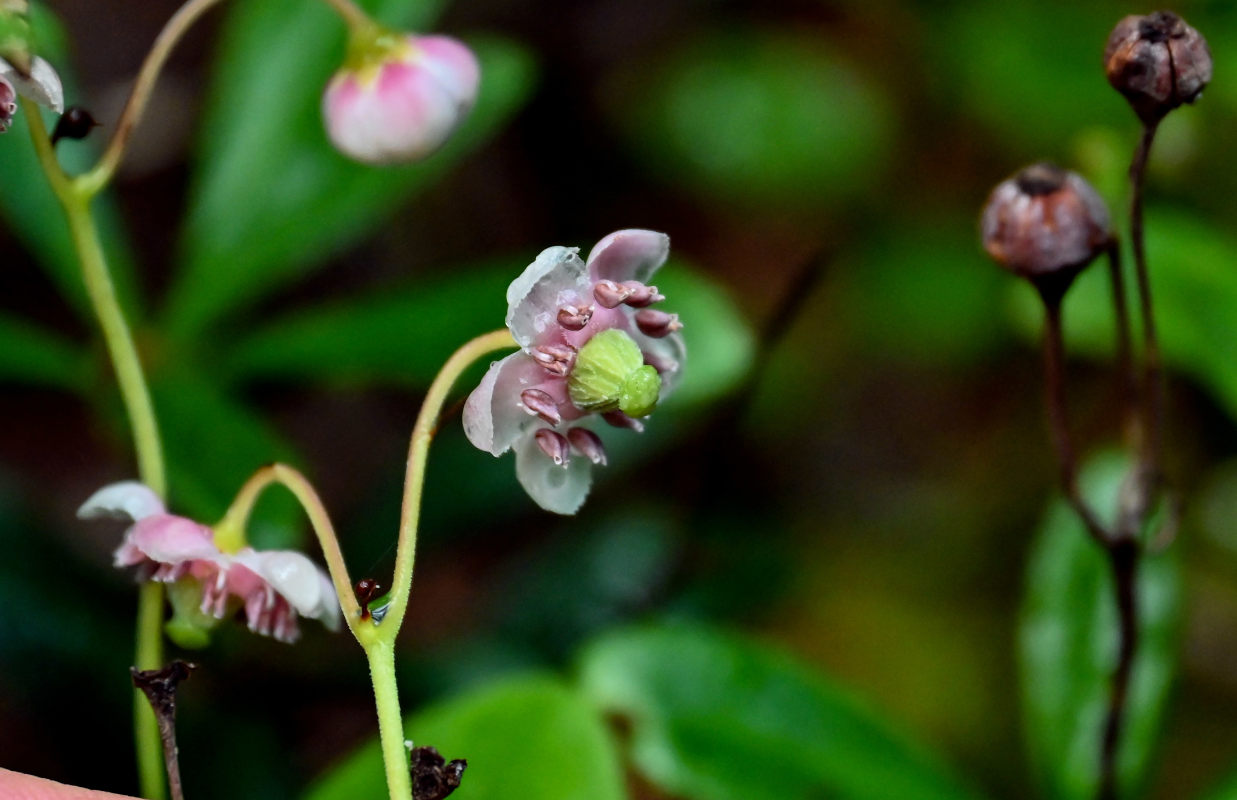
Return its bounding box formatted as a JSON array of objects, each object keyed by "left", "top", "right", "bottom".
[
  {"left": 365, "top": 640, "right": 412, "bottom": 800},
  {"left": 381, "top": 328, "right": 517, "bottom": 642},
  {"left": 25, "top": 100, "right": 169, "bottom": 799}
]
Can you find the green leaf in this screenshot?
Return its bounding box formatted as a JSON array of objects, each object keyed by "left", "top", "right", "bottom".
[
  {"left": 0, "top": 2, "right": 141, "bottom": 319},
  {"left": 1199, "top": 762, "right": 1237, "bottom": 800},
  {"left": 169, "top": 0, "right": 535, "bottom": 343},
  {"left": 304, "top": 674, "right": 625, "bottom": 800},
  {"left": 1018, "top": 453, "right": 1181, "bottom": 800},
  {"left": 151, "top": 370, "right": 303, "bottom": 549},
  {"left": 576, "top": 624, "right": 984, "bottom": 800},
  {"left": 607, "top": 28, "right": 893, "bottom": 210},
  {"left": 1006, "top": 208, "right": 1237, "bottom": 424},
  {"left": 0, "top": 312, "right": 86, "bottom": 390}
]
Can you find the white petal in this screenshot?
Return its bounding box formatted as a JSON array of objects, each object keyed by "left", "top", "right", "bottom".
[
  {"left": 313, "top": 571, "right": 342, "bottom": 631},
  {"left": 585, "top": 229, "right": 670, "bottom": 285},
  {"left": 78, "top": 481, "right": 166, "bottom": 522},
  {"left": 505, "top": 246, "right": 591, "bottom": 348},
  {"left": 0, "top": 56, "right": 63, "bottom": 113},
  {"left": 238, "top": 550, "right": 325, "bottom": 618},
  {"left": 463, "top": 352, "right": 548, "bottom": 456},
  {"left": 514, "top": 432, "right": 593, "bottom": 514}
]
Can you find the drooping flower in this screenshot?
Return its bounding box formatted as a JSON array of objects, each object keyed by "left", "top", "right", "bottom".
[
  {"left": 322, "top": 25, "right": 479, "bottom": 164},
  {"left": 79, "top": 481, "right": 340, "bottom": 644},
  {"left": 464, "top": 229, "right": 685, "bottom": 514},
  {"left": 0, "top": 54, "right": 63, "bottom": 128}
]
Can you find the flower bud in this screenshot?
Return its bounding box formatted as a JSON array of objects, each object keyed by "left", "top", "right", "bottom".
[
  {"left": 322, "top": 27, "right": 479, "bottom": 165},
  {"left": 1104, "top": 11, "right": 1211, "bottom": 123},
  {"left": 980, "top": 162, "right": 1111, "bottom": 284},
  {"left": 50, "top": 105, "right": 99, "bottom": 145}
]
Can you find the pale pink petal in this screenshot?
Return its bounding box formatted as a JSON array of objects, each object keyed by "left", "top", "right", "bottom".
[
  {"left": 465, "top": 351, "right": 560, "bottom": 455},
  {"left": 78, "top": 481, "right": 165, "bottom": 522},
  {"left": 514, "top": 431, "right": 594, "bottom": 514},
  {"left": 585, "top": 230, "right": 670, "bottom": 285},
  {"left": 416, "top": 36, "right": 480, "bottom": 106},
  {"left": 0, "top": 56, "right": 63, "bottom": 113},
  {"left": 505, "top": 246, "right": 592, "bottom": 348},
  {"left": 126, "top": 515, "right": 220, "bottom": 564}
]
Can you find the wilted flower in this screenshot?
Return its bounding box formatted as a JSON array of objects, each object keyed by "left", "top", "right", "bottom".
[
  {"left": 464, "top": 229, "right": 685, "bottom": 514},
  {"left": 0, "top": 54, "right": 63, "bottom": 123},
  {"left": 79, "top": 481, "right": 339, "bottom": 644},
  {"left": 981, "top": 162, "right": 1111, "bottom": 285},
  {"left": 322, "top": 27, "right": 479, "bottom": 164}
]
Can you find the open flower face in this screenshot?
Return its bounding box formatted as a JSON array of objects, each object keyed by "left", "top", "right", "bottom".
[
  {"left": 464, "top": 229, "right": 685, "bottom": 514},
  {"left": 322, "top": 31, "right": 479, "bottom": 164},
  {"left": 79, "top": 482, "right": 340, "bottom": 644}
]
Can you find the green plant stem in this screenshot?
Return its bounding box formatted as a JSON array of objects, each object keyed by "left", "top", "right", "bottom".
[
  {"left": 76, "top": 0, "right": 375, "bottom": 196},
  {"left": 365, "top": 640, "right": 412, "bottom": 800},
  {"left": 221, "top": 464, "right": 363, "bottom": 633},
  {"left": 24, "top": 100, "right": 168, "bottom": 799},
  {"left": 382, "top": 328, "right": 517, "bottom": 642}
]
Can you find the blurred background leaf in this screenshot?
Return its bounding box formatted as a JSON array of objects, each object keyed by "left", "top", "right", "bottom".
[
  {"left": 1019, "top": 454, "right": 1181, "bottom": 800},
  {"left": 305, "top": 674, "right": 625, "bottom": 800},
  {"left": 0, "top": 313, "right": 87, "bottom": 390},
  {"left": 577, "top": 624, "right": 985, "bottom": 800},
  {"left": 167, "top": 0, "right": 535, "bottom": 344}
]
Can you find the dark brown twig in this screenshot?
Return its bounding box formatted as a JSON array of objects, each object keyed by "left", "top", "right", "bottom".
[
  {"left": 1038, "top": 281, "right": 1112, "bottom": 547},
  {"left": 131, "top": 661, "right": 196, "bottom": 800}
]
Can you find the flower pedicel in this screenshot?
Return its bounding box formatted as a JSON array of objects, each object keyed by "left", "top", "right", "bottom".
[{"left": 463, "top": 229, "right": 685, "bottom": 514}]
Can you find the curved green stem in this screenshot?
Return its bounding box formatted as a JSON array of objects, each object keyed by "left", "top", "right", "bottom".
[
  {"left": 220, "top": 464, "right": 363, "bottom": 634},
  {"left": 365, "top": 640, "right": 412, "bottom": 800},
  {"left": 25, "top": 100, "right": 168, "bottom": 799},
  {"left": 382, "top": 328, "right": 516, "bottom": 643}
]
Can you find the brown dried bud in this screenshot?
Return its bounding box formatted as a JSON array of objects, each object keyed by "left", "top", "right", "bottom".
[
  {"left": 50, "top": 105, "right": 99, "bottom": 145},
  {"left": 980, "top": 163, "right": 1111, "bottom": 285},
  {"left": 1104, "top": 11, "right": 1211, "bottom": 123}
]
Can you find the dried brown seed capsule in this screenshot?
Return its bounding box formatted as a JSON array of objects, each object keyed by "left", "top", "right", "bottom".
[
  {"left": 980, "top": 162, "right": 1111, "bottom": 288},
  {"left": 1104, "top": 11, "right": 1211, "bottom": 123}
]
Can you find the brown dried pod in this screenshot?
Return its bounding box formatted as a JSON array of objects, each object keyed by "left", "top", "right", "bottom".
[
  {"left": 981, "top": 162, "right": 1111, "bottom": 290},
  {"left": 1104, "top": 11, "right": 1212, "bottom": 123}
]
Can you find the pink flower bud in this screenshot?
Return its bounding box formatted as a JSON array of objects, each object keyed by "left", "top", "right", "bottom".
[{"left": 322, "top": 32, "right": 479, "bottom": 165}]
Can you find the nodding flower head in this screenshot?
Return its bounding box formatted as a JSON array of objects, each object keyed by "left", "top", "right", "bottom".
[
  {"left": 79, "top": 481, "right": 340, "bottom": 645},
  {"left": 463, "top": 229, "right": 685, "bottom": 515},
  {"left": 0, "top": 52, "right": 62, "bottom": 130},
  {"left": 981, "top": 162, "right": 1111, "bottom": 289},
  {"left": 322, "top": 24, "right": 479, "bottom": 164}
]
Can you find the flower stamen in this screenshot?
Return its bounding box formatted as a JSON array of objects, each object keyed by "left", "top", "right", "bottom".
[
  {"left": 593, "top": 279, "right": 632, "bottom": 308},
  {"left": 635, "top": 309, "right": 682, "bottom": 338},
  {"left": 621, "top": 282, "right": 664, "bottom": 308},
  {"left": 557, "top": 304, "right": 594, "bottom": 331},
  {"left": 567, "top": 428, "right": 607, "bottom": 465},
  {"left": 520, "top": 388, "right": 562, "bottom": 426},
  {"left": 534, "top": 429, "right": 571, "bottom": 465}
]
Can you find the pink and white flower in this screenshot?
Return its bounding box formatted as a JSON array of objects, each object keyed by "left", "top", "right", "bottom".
[
  {"left": 322, "top": 31, "right": 479, "bottom": 164},
  {"left": 79, "top": 481, "right": 339, "bottom": 643},
  {"left": 463, "top": 229, "right": 685, "bottom": 514},
  {"left": 0, "top": 54, "right": 63, "bottom": 127}
]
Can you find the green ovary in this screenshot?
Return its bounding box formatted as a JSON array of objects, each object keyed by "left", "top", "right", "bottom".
[{"left": 568, "top": 329, "right": 662, "bottom": 417}]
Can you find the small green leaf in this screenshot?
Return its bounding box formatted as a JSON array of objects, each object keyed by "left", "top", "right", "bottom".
[
  {"left": 0, "top": 312, "right": 86, "bottom": 390},
  {"left": 607, "top": 28, "right": 893, "bottom": 210},
  {"left": 169, "top": 0, "right": 535, "bottom": 343},
  {"left": 0, "top": 2, "right": 141, "bottom": 319},
  {"left": 1019, "top": 453, "right": 1181, "bottom": 800},
  {"left": 151, "top": 370, "right": 303, "bottom": 549},
  {"left": 304, "top": 674, "right": 625, "bottom": 800},
  {"left": 577, "top": 624, "right": 984, "bottom": 800}
]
